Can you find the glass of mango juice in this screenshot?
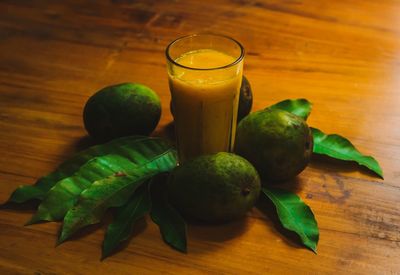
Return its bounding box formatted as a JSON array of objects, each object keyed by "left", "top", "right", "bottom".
[{"left": 166, "top": 34, "right": 244, "bottom": 163}]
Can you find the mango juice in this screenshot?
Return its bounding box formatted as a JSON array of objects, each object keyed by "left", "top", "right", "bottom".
[{"left": 168, "top": 49, "right": 243, "bottom": 163}]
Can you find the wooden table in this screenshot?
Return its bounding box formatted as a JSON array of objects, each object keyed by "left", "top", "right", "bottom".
[{"left": 1, "top": 1, "right": 399, "bottom": 274}]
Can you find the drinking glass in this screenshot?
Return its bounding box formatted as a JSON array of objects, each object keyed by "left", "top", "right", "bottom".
[{"left": 166, "top": 34, "right": 244, "bottom": 163}]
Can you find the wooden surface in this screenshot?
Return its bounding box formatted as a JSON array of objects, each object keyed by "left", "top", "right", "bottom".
[{"left": 0, "top": 0, "right": 399, "bottom": 274}]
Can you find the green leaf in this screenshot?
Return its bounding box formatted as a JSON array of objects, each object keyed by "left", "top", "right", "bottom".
[
  {"left": 269, "top": 98, "right": 312, "bottom": 120},
  {"left": 25, "top": 138, "right": 177, "bottom": 224},
  {"left": 311, "top": 127, "right": 383, "bottom": 178},
  {"left": 261, "top": 187, "right": 319, "bottom": 252},
  {"left": 58, "top": 174, "right": 140, "bottom": 244},
  {"left": 59, "top": 149, "right": 176, "bottom": 244},
  {"left": 27, "top": 154, "right": 139, "bottom": 225},
  {"left": 102, "top": 182, "right": 151, "bottom": 259},
  {"left": 150, "top": 174, "right": 187, "bottom": 253},
  {"left": 8, "top": 136, "right": 158, "bottom": 203}
]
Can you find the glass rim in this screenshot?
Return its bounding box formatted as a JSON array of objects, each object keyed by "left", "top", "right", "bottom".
[{"left": 165, "top": 33, "right": 245, "bottom": 71}]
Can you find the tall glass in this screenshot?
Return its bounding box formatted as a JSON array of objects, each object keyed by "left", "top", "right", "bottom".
[{"left": 166, "top": 34, "right": 244, "bottom": 163}]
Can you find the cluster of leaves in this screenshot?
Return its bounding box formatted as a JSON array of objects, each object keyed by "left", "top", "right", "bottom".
[
  {"left": 3, "top": 99, "right": 383, "bottom": 259},
  {"left": 8, "top": 137, "right": 185, "bottom": 258}
]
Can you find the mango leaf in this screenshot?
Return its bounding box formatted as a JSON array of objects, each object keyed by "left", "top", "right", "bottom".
[
  {"left": 269, "top": 98, "right": 312, "bottom": 120},
  {"left": 311, "top": 127, "right": 383, "bottom": 178},
  {"left": 27, "top": 154, "right": 140, "bottom": 225},
  {"left": 261, "top": 187, "right": 319, "bottom": 253},
  {"left": 58, "top": 175, "right": 139, "bottom": 244},
  {"left": 102, "top": 182, "right": 151, "bottom": 259},
  {"left": 8, "top": 136, "right": 164, "bottom": 203},
  {"left": 25, "top": 138, "right": 177, "bottom": 224},
  {"left": 150, "top": 174, "right": 187, "bottom": 253},
  {"left": 59, "top": 149, "right": 177, "bottom": 244}
]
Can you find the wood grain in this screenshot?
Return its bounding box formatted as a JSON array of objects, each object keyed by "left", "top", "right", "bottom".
[{"left": 0, "top": 0, "right": 399, "bottom": 274}]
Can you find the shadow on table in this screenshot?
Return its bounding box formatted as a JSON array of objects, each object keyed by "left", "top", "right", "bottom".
[
  {"left": 187, "top": 216, "right": 249, "bottom": 254},
  {"left": 264, "top": 176, "right": 305, "bottom": 194},
  {"left": 0, "top": 200, "right": 39, "bottom": 213},
  {"left": 71, "top": 135, "right": 97, "bottom": 151}
]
